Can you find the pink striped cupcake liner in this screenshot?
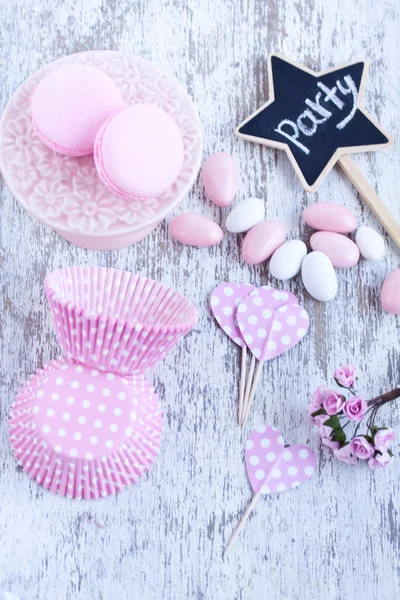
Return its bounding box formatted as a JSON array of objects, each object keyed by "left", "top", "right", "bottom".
[
  {"left": 9, "top": 356, "right": 163, "bottom": 499},
  {"left": 45, "top": 266, "right": 198, "bottom": 374}
]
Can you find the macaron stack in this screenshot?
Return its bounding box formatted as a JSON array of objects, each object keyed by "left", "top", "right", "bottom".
[{"left": 30, "top": 64, "right": 184, "bottom": 201}]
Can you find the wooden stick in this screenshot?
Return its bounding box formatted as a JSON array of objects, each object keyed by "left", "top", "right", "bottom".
[
  {"left": 224, "top": 491, "right": 261, "bottom": 557},
  {"left": 338, "top": 155, "right": 400, "bottom": 249},
  {"left": 240, "top": 354, "right": 256, "bottom": 426},
  {"left": 238, "top": 346, "right": 247, "bottom": 425},
  {"left": 241, "top": 361, "right": 263, "bottom": 427}
]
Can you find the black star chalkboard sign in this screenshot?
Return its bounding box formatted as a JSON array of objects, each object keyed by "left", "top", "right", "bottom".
[
  {"left": 236, "top": 54, "right": 400, "bottom": 248},
  {"left": 237, "top": 54, "right": 391, "bottom": 191}
]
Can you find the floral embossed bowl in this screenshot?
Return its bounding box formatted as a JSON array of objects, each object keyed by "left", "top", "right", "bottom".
[{"left": 0, "top": 51, "right": 203, "bottom": 250}]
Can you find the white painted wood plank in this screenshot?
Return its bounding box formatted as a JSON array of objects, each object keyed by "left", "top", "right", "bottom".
[{"left": 0, "top": 0, "right": 399, "bottom": 599}]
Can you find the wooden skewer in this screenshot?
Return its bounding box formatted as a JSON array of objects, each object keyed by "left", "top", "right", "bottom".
[
  {"left": 338, "top": 155, "right": 400, "bottom": 249},
  {"left": 238, "top": 346, "right": 247, "bottom": 425},
  {"left": 224, "top": 491, "right": 262, "bottom": 557},
  {"left": 241, "top": 361, "right": 264, "bottom": 427},
  {"left": 240, "top": 354, "right": 256, "bottom": 426}
]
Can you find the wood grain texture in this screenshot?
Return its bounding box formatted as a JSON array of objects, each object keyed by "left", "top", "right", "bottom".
[{"left": 0, "top": 0, "right": 399, "bottom": 599}]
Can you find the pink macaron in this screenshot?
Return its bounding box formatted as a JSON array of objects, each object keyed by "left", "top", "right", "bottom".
[
  {"left": 94, "top": 104, "right": 184, "bottom": 199},
  {"left": 31, "top": 64, "right": 124, "bottom": 156}
]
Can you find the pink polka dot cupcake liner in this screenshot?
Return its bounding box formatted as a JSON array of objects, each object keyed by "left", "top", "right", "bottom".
[
  {"left": 45, "top": 266, "right": 198, "bottom": 374},
  {"left": 10, "top": 266, "right": 197, "bottom": 498},
  {"left": 9, "top": 356, "right": 163, "bottom": 499}
]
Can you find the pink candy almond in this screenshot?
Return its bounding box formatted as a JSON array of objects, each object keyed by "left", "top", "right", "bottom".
[
  {"left": 304, "top": 202, "right": 357, "bottom": 234},
  {"left": 242, "top": 221, "right": 286, "bottom": 265},
  {"left": 202, "top": 152, "right": 238, "bottom": 207},
  {"left": 170, "top": 213, "right": 223, "bottom": 247},
  {"left": 381, "top": 269, "right": 400, "bottom": 315},
  {"left": 310, "top": 231, "right": 359, "bottom": 268}
]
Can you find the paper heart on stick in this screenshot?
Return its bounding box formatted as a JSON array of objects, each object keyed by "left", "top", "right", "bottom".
[
  {"left": 250, "top": 286, "right": 299, "bottom": 310},
  {"left": 210, "top": 282, "right": 256, "bottom": 423},
  {"left": 237, "top": 286, "right": 309, "bottom": 361},
  {"left": 237, "top": 286, "right": 310, "bottom": 425},
  {"left": 225, "top": 424, "right": 316, "bottom": 556},
  {"left": 245, "top": 424, "right": 316, "bottom": 494},
  {"left": 210, "top": 282, "right": 255, "bottom": 346}
]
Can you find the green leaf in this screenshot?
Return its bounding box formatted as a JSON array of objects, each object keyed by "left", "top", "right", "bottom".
[
  {"left": 311, "top": 408, "right": 326, "bottom": 418},
  {"left": 324, "top": 415, "right": 341, "bottom": 430},
  {"left": 332, "top": 428, "right": 346, "bottom": 444}
]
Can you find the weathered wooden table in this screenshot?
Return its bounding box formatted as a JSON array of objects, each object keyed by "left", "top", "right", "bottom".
[{"left": 0, "top": 1, "right": 399, "bottom": 598}]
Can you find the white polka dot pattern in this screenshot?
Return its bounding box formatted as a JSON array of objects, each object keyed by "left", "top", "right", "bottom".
[
  {"left": 237, "top": 287, "right": 310, "bottom": 361},
  {"left": 45, "top": 267, "right": 198, "bottom": 375},
  {"left": 245, "top": 424, "right": 316, "bottom": 495},
  {"left": 8, "top": 356, "right": 163, "bottom": 500},
  {"left": 210, "top": 282, "right": 255, "bottom": 347}
]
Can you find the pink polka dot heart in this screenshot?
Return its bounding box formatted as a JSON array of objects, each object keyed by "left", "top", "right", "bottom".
[
  {"left": 237, "top": 286, "right": 309, "bottom": 360},
  {"left": 245, "top": 424, "right": 316, "bottom": 494},
  {"left": 210, "top": 282, "right": 255, "bottom": 347}
]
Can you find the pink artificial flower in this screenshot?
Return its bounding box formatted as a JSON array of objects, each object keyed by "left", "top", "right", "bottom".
[
  {"left": 349, "top": 436, "right": 375, "bottom": 460},
  {"left": 322, "top": 437, "right": 340, "bottom": 450},
  {"left": 374, "top": 428, "right": 395, "bottom": 453},
  {"left": 311, "top": 386, "right": 328, "bottom": 408},
  {"left": 343, "top": 396, "right": 367, "bottom": 422},
  {"left": 333, "top": 444, "right": 358, "bottom": 465},
  {"left": 334, "top": 365, "right": 356, "bottom": 388},
  {"left": 314, "top": 414, "right": 333, "bottom": 438},
  {"left": 368, "top": 452, "right": 393, "bottom": 469},
  {"left": 323, "top": 391, "right": 346, "bottom": 415}
]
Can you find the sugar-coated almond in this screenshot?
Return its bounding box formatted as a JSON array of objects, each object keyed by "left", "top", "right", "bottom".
[
  {"left": 170, "top": 213, "right": 223, "bottom": 247},
  {"left": 355, "top": 225, "right": 385, "bottom": 261},
  {"left": 310, "top": 231, "right": 359, "bottom": 268},
  {"left": 381, "top": 269, "right": 400, "bottom": 314},
  {"left": 226, "top": 198, "right": 265, "bottom": 233},
  {"left": 269, "top": 240, "right": 307, "bottom": 281},
  {"left": 301, "top": 251, "right": 338, "bottom": 302},
  {"left": 242, "top": 221, "right": 286, "bottom": 265},
  {"left": 304, "top": 202, "right": 357, "bottom": 233},
  {"left": 202, "top": 152, "right": 238, "bottom": 207}
]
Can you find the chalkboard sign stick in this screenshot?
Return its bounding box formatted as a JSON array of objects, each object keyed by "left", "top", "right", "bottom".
[
  {"left": 237, "top": 54, "right": 400, "bottom": 248},
  {"left": 338, "top": 155, "right": 400, "bottom": 248}
]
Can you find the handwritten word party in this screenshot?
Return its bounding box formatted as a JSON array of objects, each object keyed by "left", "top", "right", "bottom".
[{"left": 275, "top": 75, "right": 358, "bottom": 155}]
